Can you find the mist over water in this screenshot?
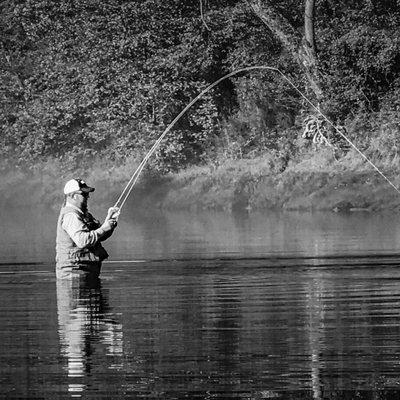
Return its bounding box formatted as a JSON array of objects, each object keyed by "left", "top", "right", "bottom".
[{"left": 2, "top": 204, "right": 400, "bottom": 398}]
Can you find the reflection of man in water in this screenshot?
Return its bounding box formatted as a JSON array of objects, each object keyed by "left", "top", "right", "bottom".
[
  {"left": 57, "top": 277, "right": 123, "bottom": 397},
  {"left": 56, "top": 178, "right": 119, "bottom": 279}
]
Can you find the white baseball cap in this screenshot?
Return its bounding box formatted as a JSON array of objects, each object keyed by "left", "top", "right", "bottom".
[{"left": 63, "top": 178, "right": 95, "bottom": 195}]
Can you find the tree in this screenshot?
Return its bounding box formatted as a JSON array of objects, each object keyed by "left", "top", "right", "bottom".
[
  {"left": 248, "top": 0, "right": 323, "bottom": 103},
  {"left": 0, "top": 0, "right": 399, "bottom": 171}
]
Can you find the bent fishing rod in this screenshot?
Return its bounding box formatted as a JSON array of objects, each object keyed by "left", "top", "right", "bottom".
[{"left": 113, "top": 65, "right": 400, "bottom": 212}]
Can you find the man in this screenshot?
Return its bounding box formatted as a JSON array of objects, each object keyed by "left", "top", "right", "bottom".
[{"left": 56, "top": 178, "right": 119, "bottom": 279}]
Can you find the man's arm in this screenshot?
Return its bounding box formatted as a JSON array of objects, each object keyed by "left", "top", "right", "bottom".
[
  {"left": 99, "top": 227, "right": 115, "bottom": 242},
  {"left": 62, "top": 213, "right": 113, "bottom": 248}
]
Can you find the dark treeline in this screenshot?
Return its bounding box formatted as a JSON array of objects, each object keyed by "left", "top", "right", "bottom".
[{"left": 1, "top": 0, "right": 399, "bottom": 177}]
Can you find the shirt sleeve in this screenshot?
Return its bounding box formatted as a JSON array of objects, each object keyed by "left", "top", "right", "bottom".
[{"left": 62, "top": 212, "right": 107, "bottom": 248}]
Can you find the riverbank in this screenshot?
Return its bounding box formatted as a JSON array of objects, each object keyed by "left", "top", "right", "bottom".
[
  {"left": 2, "top": 147, "right": 400, "bottom": 212},
  {"left": 154, "top": 149, "right": 400, "bottom": 212}
]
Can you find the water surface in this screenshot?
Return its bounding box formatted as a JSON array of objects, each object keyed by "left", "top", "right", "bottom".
[{"left": 2, "top": 207, "right": 400, "bottom": 399}]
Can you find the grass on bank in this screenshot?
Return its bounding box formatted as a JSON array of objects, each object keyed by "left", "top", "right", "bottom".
[
  {"left": 2, "top": 144, "right": 400, "bottom": 212},
  {"left": 159, "top": 147, "right": 400, "bottom": 211}
]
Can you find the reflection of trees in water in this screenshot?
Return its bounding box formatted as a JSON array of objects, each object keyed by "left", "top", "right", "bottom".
[
  {"left": 306, "top": 274, "right": 324, "bottom": 400},
  {"left": 213, "top": 276, "right": 242, "bottom": 376},
  {"left": 56, "top": 277, "right": 123, "bottom": 398},
  {"left": 304, "top": 267, "right": 400, "bottom": 399}
]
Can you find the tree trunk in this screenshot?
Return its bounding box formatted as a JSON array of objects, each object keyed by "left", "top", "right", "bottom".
[
  {"left": 304, "top": 0, "right": 316, "bottom": 57},
  {"left": 249, "top": 0, "right": 323, "bottom": 102},
  {"left": 302, "top": 0, "right": 323, "bottom": 101}
]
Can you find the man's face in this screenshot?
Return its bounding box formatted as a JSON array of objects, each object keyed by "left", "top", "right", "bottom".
[{"left": 71, "top": 192, "right": 89, "bottom": 209}]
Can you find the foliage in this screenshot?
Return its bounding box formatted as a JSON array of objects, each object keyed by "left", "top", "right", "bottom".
[
  {"left": 0, "top": 0, "right": 399, "bottom": 175},
  {"left": 367, "top": 109, "right": 400, "bottom": 164},
  {"left": 317, "top": 0, "right": 400, "bottom": 116}
]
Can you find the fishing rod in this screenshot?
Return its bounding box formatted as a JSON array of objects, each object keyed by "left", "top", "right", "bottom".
[{"left": 113, "top": 65, "right": 400, "bottom": 212}]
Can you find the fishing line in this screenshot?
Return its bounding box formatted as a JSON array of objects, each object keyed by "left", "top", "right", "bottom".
[{"left": 114, "top": 65, "right": 400, "bottom": 211}]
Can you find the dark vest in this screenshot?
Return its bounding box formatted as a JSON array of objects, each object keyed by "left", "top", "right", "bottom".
[{"left": 56, "top": 206, "right": 108, "bottom": 268}]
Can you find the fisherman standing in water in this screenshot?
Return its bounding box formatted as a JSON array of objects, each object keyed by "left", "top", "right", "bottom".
[{"left": 56, "top": 178, "right": 119, "bottom": 279}]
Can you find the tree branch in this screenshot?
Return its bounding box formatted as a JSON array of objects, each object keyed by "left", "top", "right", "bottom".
[
  {"left": 248, "top": 0, "right": 301, "bottom": 60},
  {"left": 199, "top": 0, "right": 211, "bottom": 31},
  {"left": 248, "top": 0, "right": 323, "bottom": 101}
]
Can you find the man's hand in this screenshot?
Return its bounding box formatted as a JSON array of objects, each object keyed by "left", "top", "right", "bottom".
[
  {"left": 100, "top": 218, "right": 118, "bottom": 233},
  {"left": 108, "top": 218, "right": 118, "bottom": 229},
  {"left": 105, "top": 207, "right": 120, "bottom": 222}
]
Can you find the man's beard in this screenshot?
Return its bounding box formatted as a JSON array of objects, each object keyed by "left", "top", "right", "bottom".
[{"left": 81, "top": 202, "right": 88, "bottom": 214}]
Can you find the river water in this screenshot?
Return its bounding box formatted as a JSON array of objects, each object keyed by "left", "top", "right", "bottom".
[{"left": 2, "top": 206, "right": 400, "bottom": 399}]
